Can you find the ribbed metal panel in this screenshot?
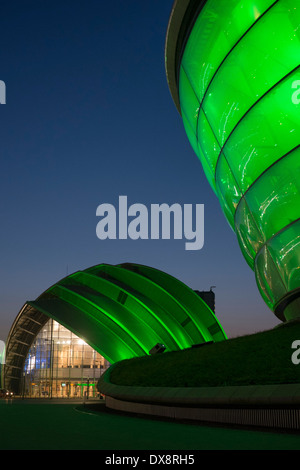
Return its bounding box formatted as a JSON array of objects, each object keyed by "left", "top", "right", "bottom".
[{"left": 106, "top": 396, "right": 300, "bottom": 430}]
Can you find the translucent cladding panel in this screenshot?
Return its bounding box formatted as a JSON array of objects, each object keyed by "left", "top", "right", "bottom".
[
  {"left": 198, "top": 147, "right": 217, "bottom": 195},
  {"left": 182, "top": 109, "right": 199, "bottom": 157},
  {"left": 197, "top": 108, "right": 221, "bottom": 176},
  {"left": 223, "top": 71, "right": 300, "bottom": 193},
  {"left": 245, "top": 147, "right": 300, "bottom": 242},
  {"left": 235, "top": 196, "right": 264, "bottom": 269},
  {"left": 202, "top": 0, "right": 300, "bottom": 146},
  {"left": 181, "top": 0, "right": 275, "bottom": 104},
  {"left": 268, "top": 220, "right": 300, "bottom": 293},
  {"left": 182, "top": 110, "right": 216, "bottom": 193},
  {"left": 215, "top": 153, "right": 242, "bottom": 229},
  {"left": 179, "top": 67, "right": 200, "bottom": 135},
  {"left": 255, "top": 245, "right": 287, "bottom": 308}
]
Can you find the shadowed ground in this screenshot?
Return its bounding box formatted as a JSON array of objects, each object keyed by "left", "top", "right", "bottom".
[{"left": 0, "top": 399, "right": 300, "bottom": 450}]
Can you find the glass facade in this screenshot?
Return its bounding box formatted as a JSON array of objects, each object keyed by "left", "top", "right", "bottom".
[
  {"left": 177, "top": 0, "right": 300, "bottom": 319},
  {"left": 23, "top": 320, "right": 109, "bottom": 398}
]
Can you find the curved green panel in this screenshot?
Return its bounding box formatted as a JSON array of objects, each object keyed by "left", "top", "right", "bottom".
[
  {"left": 64, "top": 271, "right": 177, "bottom": 352},
  {"left": 170, "top": 0, "right": 300, "bottom": 320},
  {"left": 49, "top": 284, "right": 148, "bottom": 355},
  {"left": 86, "top": 264, "right": 199, "bottom": 348},
  {"left": 120, "top": 263, "right": 226, "bottom": 342},
  {"left": 57, "top": 274, "right": 183, "bottom": 351},
  {"left": 27, "top": 263, "right": 227, "bottom": 364}
]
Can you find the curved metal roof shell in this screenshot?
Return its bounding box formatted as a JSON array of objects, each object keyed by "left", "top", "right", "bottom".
[{"left": 4, "top": 263, "right": 226, "bottom": 391}]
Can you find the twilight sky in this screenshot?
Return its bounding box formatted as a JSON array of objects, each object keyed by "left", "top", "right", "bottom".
[{"left": 0, "top": 0, "right": 279, "bottom": 343}]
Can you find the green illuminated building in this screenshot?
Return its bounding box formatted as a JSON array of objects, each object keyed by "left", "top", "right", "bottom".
[
  {"left": 3, "top": 263, "right": 226, "bottom": 396},
  {"left": 165, "top": 0, "right": 300, "bottom": 321}
]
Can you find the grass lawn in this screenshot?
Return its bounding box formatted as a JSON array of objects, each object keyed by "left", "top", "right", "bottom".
[{"left": 109, "top": 321, "right": 300, "bottom": 387}]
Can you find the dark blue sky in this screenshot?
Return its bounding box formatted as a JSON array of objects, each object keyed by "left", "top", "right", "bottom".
[{"left": 0, "top": 0, "right": 279, "bottom": 342}]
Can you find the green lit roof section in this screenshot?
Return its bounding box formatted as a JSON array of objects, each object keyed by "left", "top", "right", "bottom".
[
  {"left": 26, "top": 263, "right": 226, "bottom": 364},
  {"left": 166, "top": 0, "right": 300, "bottom": 321}
]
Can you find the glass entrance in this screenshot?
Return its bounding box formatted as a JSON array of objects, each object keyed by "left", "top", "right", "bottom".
[{"left": 23, "top": 319, "right": 109, "bottom": 398}]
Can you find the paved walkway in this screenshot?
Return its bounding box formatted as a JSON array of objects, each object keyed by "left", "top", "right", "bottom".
[{"left": 0, "top": 399, "right": 300, "bottom": 450}]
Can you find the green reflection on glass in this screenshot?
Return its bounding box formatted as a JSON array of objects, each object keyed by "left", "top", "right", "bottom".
[
  {"left": 177, "top": 0, "right": 300, "bottom": 317},
  {"left": 202, "top": 1, "right": 300, "bottom": 146},
  {"left": 245, "top": 147, "right": 300, "bottom": 242},
  {"left": 181, "top": 0, "right": 275, "bottom": 105},
  {"left": 223, "top": 71, "right": 300, "bottom": 195},
  {"left": 268, "top": 220, "right": 300, "bottom": 293}
]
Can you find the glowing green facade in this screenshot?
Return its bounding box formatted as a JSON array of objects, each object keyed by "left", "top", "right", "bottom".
[
  {"left": 165, "top": 0, "right": 300, "bottom": 321},
  {"left": 4, "top": 263, "right": 226, "bottom": 393}
]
